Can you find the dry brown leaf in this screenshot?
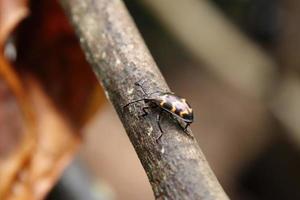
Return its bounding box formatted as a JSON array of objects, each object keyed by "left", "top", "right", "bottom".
[
  {"left": 0, "top": 1, "right": 37, "bottom": 198},
  {"left": 4, "top": 78, "right": 80, "bottom": 200},
  {"left": 0, "top": 54, "right": 35, "bottom": 200},
  {"left": 0, "top": 0, "right": 28, "bottom": 46},
  {"left": 0, "top": 0, "right": 106, "bottom": 199},
  {"left": 16, "top": 0, "right": 105, "bottom": 125},
  {"left": 0, "top": 58, "right": 80, "bottom": 200}
]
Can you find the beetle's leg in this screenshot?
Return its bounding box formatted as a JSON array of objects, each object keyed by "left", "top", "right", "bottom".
[
  {"left": 176, "top": 120, "right": 186, "bottom": 132},
  {"left": 140, "top": 106, "right": 150, "bottom": 117},
  {"left": 174, "top": 117, "right": 192, "bottom": 136},
  {"left": 140, "top": 104, "right": 158, "bottom": 117},
  {"left": 171, "top": 114, "right": 186, "bottom": 132},
  {"left": 183, "top": 123, "right": 190, "bottom": 132},
  {"left": 157, "top": 111, "right": 163, "bottom": 133},
  {"left": 155, "top": 110, "right": 164, "bottom": 141},
  {"left": 183, "top": 122, "right": 194, "bottom": 138},
  {"left": 135, "top": 81, "right": 148, "bottom": 96}
]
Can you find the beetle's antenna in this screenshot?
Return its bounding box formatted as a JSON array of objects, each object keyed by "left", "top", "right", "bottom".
[
  {"left": 135, "top": 81, "right": 148, "bottom": 96},
  {"left": 147, "top": 91, "right": 161, "bottom": 96},
  {"left": 123, "top": 98, "right": 146, "bottom": 108}
]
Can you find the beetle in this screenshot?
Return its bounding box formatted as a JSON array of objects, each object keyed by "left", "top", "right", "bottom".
[{"left": 123, "top": 82, "right": 194, "bottom": 140}]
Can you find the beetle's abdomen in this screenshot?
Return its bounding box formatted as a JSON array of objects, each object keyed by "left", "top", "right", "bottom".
[{"left": 158, "top": 94, "right": 193, "bottom": 122}]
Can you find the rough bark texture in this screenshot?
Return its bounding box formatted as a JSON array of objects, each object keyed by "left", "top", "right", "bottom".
[{"left": 60, "top": 0, "right": 229, "bottom": 199}]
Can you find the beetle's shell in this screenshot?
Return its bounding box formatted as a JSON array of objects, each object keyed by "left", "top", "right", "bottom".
[{"left": 152, "top": 93, "right": 193, "bottom": 122}]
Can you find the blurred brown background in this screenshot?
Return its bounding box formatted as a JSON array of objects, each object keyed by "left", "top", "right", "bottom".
[{"left": 1, "top": 0, "right": 300, "bottom": 199}]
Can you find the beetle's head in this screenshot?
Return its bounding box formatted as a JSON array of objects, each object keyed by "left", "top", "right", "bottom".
[{"left": 181, "top": 109, "right": 193, "bottom": 123}]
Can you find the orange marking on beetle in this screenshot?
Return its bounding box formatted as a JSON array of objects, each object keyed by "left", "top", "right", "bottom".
[
  {"left": 171, "top": 104, "right": 176, "bottom": 112},
  {"left": 180, "top": 98, "right": 192, "bottom": 113},
  {"left": 160, "top": 99, "right": 166, "bottom": 107},
  {"left": 179, "top": 110, "right": 189, "bottom": 117}
]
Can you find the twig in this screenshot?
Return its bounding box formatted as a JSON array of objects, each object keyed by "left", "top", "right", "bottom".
[{"left": 59, "top": 0, "right": 229, "bottom": 199}]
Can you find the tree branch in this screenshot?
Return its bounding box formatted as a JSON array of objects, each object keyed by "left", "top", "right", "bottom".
[{"left": 59, "top": 0, "right": 229, "bottom": 199}]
